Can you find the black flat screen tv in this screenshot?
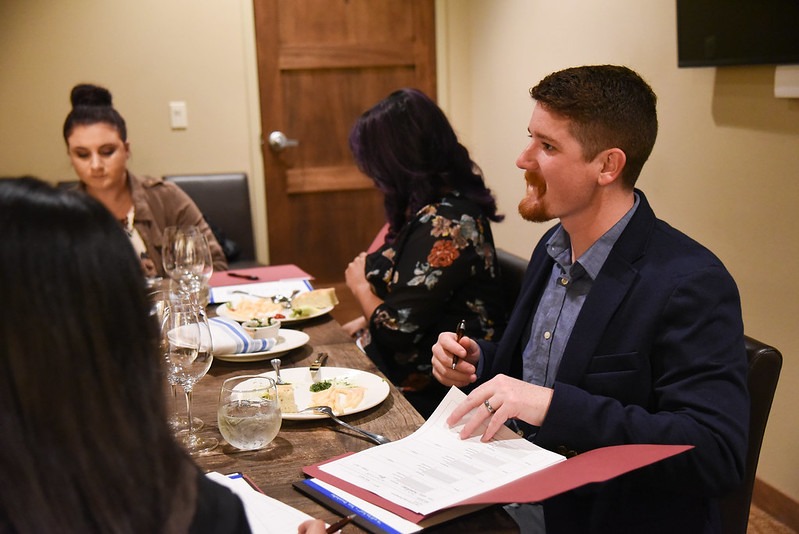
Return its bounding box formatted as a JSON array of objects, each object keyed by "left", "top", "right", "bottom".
[{"left": 677, "top": 0, "right": 799, "bottom": 67}]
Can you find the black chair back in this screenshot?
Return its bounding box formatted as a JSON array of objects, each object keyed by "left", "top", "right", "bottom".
[
  {"left": 719, "top": 336, "right": 782, "bottom": 534},
  {"left": 496, "top": 248, "right": 529, "bottom": 315},
  {"left": 164, "top": 173, "right": 256, "bottom": 266}
]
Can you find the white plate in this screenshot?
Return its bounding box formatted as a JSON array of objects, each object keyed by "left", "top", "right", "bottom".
[
  {"left": 258, "top": 367, "right": 390, "bottom": 420},
  {"left": 214, "top": 329, "right": 310, "bottom": 363},
  {"left": 216, "top": 303, "right": 334, "bottom": 324}
]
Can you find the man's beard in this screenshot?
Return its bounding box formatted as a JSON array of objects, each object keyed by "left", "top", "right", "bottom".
[{"left": 518, "top": 172, "right": 553, "bottom": 223}]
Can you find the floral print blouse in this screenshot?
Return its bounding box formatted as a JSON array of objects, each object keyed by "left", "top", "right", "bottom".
[{"left": 363, "top": 193, "right": 507, "bottom": 407}]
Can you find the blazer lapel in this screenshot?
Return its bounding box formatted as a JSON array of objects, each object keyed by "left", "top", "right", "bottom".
[
  {"left": 556, "top": 190, "right": 656, "bottom": 383},
  {"left": 490, "top": 228, "right": 557, "bottom": 377},
  {"left": 555, "top": 254, "right": 639, "bottom": 383}
]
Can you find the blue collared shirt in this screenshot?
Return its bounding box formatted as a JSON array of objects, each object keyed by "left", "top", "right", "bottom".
[{"left": 521, "top": 194, "right": 640, "bottom": 387}]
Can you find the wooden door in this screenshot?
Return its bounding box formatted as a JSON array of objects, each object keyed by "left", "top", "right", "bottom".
[{"left": 252, "top": 0, "right": 436, "bottom": 283}]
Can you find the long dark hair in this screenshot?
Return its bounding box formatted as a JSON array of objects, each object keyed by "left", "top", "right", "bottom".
[
  {"left": 63, "top": 83, "right": 128, "bottom": 142},
  {"left": 0, "top": 177, "right": 196, "bottom": 532},
  {"left": 349, "top": 88, "right": 502, "bottom": 240}
]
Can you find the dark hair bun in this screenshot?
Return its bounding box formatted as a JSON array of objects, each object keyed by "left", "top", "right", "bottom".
[{"left": 70, "top": 84, "right": 113, "bottom": 108}]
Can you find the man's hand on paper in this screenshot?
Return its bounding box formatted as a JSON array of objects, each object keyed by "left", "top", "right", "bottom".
[
  {"left": 431, "top": 331, "right": 480, "bottom": 387},
  {"left": 447, "top": 375, "right": 554, "bottom": 442}
]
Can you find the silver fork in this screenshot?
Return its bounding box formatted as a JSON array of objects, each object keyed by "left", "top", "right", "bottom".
[
  {"left": 231, "top": 289, "right": 270, "bottom": 300},
  {"left": 271, "top": 358, "right": 287, "bottom": 385},
  {"left": 302, "top": 405, "right": 391, "bottom": 445},
  {"left": 273, "top": 289, "right": 301, "bottom": 308},
  {"left": 232, "top": 288, "right": 300, "bottom": 307}
]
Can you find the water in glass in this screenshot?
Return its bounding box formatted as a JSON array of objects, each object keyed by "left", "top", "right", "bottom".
[{"left": 218, "top": 376, "right": 282, "bottom": 451}]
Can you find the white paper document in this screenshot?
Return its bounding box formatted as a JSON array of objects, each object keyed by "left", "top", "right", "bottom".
[
  {"left": 206, "top": 472, "right": 314, "bottom": 533},
  {"left": 209, "top": 279, "right": 312, "bottom": 304},
  {"left": 319, "top": 387, "right": 565, "bottom": 516}
]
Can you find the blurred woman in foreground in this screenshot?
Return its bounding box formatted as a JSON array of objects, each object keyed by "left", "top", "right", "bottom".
[{"left": 0, "top": 177, "right": 324, "bottom": 533}]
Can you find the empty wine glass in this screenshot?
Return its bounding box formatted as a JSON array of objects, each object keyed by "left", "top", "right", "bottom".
[
  {"left": 162, "top": 226, "right": 212, "bottom": 303},
  {"left": 151, "top": 289, "right": 204, "bottom": 433},
  {"left": 163, "top": 297, "right": 217, "bottom": 454},
  {"left": 196, "top": 233, "right": 213, "bottom": 308}
]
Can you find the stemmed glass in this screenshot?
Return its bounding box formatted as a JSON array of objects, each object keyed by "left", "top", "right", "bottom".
[
  {"left": 162, "top": 296, "right": 217, "bottom": 454},
  {"left": 162, "top": 226, "right": 212, "bottom": 303},
  {"left": 150, "top": 286, "right": 204, "bottom": 433}
]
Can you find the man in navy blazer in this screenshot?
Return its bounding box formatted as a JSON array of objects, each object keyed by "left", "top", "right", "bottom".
[{"left": 431, "top": 65, "right": 748, "bottom": 533}]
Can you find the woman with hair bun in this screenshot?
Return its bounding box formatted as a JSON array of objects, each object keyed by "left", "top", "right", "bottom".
[{"left": 62, "top": 83, "right": 227, "bottom": 277}]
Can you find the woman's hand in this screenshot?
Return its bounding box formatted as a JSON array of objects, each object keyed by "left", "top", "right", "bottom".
[
  {"left": 344, "top": 252, "right": 383, "bottom": 320},
  {"left": 342, "top": 316, "right": 368, "bottom": 338},
  {"left": 297, "top": 519, "right": 327, "bottom": 534},
  {"left": 140, "top": 256, "right": 157, "bottom": 278},
  {"left": 345, "top": 252, "right": 368, "bottom": 293}
]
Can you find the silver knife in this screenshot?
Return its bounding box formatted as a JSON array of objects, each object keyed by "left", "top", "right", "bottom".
[{"left": 310, "top": 352, "right": 328, "bottom": 382}]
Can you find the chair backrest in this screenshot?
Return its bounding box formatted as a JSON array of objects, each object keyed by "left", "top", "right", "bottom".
[
  {"left": 163, "top": 173, "right": 256, "bottom": 266},
  {"left": 719, "top": 335, "right": 783, "bottom": 534},
  {"left": 496, "top": 248, "right": 529, "bottom": 315}
]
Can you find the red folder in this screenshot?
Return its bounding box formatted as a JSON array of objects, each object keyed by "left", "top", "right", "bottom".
[
  {"left": 209, "top": 264, "right": 312, "bottom": 287},
  {"left": 303, "top": 444, "right": 692, "bottom": 524}
]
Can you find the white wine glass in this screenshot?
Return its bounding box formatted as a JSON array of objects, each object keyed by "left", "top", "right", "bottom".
[
  {"left": 163, "top": 297, "right": 217, "bottom": 454},
  {"left": 195, "top": 231, "right": 213, "bottom": 307},
  {"left": 162, "top": 226, "right": 209, "bottom": 299},
  {"left": 151, "top": 289, "right": 204, "bottom": 433}
]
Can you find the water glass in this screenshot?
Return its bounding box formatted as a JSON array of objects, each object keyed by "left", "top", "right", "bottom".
[{"left": 218, "top": 375, "right": 282, "bottom": 451}]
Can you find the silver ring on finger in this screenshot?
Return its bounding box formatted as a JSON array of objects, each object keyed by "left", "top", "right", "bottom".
[{"left": 484, "top": 399, "right": 496, "bottom": 414}]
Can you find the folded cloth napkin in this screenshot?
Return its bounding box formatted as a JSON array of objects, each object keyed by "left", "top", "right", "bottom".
[{"left": 209, "top": 317, "right": 277, "bottom": 354}]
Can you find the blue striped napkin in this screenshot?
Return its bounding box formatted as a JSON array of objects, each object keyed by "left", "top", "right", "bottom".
[{"left": 209, "top": 317, "right": 278, "bottom": 354}]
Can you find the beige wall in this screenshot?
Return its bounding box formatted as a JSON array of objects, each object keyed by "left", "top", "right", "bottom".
[
  {"left": 0, "top": 0, "right": 268, "bottom": 261},
  {"left": 1, "top": 0, "right": 796, "bottom": 504},
  {"left": 437, "top": 0, "right": 799, "bottom": 502}
]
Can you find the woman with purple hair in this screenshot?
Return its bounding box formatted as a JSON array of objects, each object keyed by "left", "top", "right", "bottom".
[{"left": 344, "top": 88, "right": 507, "bottom": 417}]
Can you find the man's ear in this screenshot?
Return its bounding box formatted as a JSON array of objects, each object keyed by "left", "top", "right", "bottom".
[{"left": 598, "top": 148, "right": 626, "bottom": 186}]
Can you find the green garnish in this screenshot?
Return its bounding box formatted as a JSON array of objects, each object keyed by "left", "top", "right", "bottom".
[
  {"left": 245, "top": 317, "right": 278, "bottom": 327},
  {"left": 309, "top": 380, "right": 332, "bottom": 392}
]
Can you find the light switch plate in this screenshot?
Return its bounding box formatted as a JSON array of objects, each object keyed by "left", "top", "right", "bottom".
[
  {"left": 169, "top": 101, "right": 188, "bottom": 129},
  {"left": 774, "top": 66, "right": 799, "bottom": 99}
]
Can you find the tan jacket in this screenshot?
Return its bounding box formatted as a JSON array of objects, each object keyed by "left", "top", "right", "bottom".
[{"left": 125, "top": 172, "right": 228, "bottom": 276}]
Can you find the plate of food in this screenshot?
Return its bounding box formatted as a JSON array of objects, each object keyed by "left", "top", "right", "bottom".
[
  {"left": 213, "top": 329, "right": 310, "bottom": 363},
  {"left": 258, "top": 367, "right": 390, "bottom": 420},
  {"left": 216, "top": 288, "right": 338, "bottom": 324}
]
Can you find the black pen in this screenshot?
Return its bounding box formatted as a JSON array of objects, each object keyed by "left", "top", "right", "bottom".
[
  {"left": 452, "top": 319, "right": 466, "bottom": 369},
  {"left": 326, "top": 513, "right": 356, "bottom": 533},
  {"left": 227, "top": 272, "right": 259, "bottom": 281}
]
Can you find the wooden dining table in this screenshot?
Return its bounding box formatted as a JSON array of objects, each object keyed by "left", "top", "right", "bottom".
[{"left": 189, "top": 311, "right": 519, "bottom": 533}]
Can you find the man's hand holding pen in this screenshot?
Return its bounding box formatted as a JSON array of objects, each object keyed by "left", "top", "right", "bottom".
[
  {"left": 451, "top": 319, "right": 466, "bottom": 369},
  {"left": 430, "top": 326, "right": 480, "bottom": 388}
]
